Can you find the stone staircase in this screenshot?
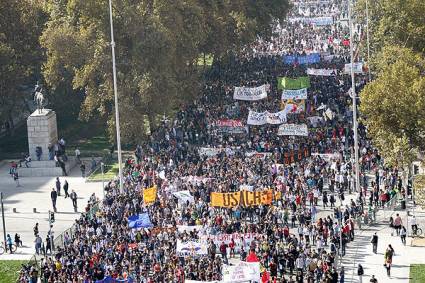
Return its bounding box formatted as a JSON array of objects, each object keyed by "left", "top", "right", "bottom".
[{"left": 17, "top": 157, "right": 77, "bottom": 177}]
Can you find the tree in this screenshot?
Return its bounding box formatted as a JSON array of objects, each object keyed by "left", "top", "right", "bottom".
[
  {"left": 0, "top": 0, "right": 46, "bottom": 134},
  {"left": 360, "top": 47, "right": 425, "bottom": 199},
  {"left": 356, "top": 0, "right": 425, "bottom": 56},
  {"left": 40, "top": 0, "right": 291, "bottom": 142},
  {"left": 360, "top": 47, "right": 425, "bottom": 155}
]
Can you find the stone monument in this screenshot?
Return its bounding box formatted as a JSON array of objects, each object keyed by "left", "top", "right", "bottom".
[{"left": 18, "top": 84, "right": 76, "bottom": 177}]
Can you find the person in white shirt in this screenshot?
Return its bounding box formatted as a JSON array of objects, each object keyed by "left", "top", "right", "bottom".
[
  {"left": 75, "top": 148, "right": 81, "bottom": 163},
  {"left": 411, "top": 216, "right": 418, "bottom": 234}
]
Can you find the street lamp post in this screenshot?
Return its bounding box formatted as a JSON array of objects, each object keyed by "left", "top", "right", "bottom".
[
  {"left": 365, "top": 0, "right": 372, "bottom": 81},
  {"left": 108, "top": 0, "right": 124, "bottom": 193},
  {"left": 348, "top": 0, "right": 361, "bottom": 193}
]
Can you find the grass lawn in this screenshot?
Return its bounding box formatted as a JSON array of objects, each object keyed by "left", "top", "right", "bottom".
[
  {"left": 0, "top": 260, "right": 26, "bottom": 283},
  {"left": 87, "top": 162, "right": 120, "bottom": 182},
  {"left": 410, "top": 264, "right": 425, "bottom": 282}
]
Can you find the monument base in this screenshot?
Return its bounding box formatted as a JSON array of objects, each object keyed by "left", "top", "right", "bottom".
[
  {"left": 27, "top": 109, "right": 58, "bottom": 161},
  {"left": 17, "top": 158, "right": 77, "bottom": 177}
]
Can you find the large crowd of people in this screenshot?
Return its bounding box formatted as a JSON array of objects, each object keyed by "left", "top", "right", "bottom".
[{"left": 18, "top": 1, "right": 404, "bottom": 283}]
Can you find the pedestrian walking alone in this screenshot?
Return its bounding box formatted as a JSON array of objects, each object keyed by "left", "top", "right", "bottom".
[
  {"left": 55, "top": 177, "right": 61, "bottom": 196},
  {"left": 371, "top": 232, "right": 378, "bottom": 254},
  {"left": 70, "top": 190, "right": 77, "bottom": 212},
  {"left": 400, "top": 226, "right": 407, "bottom": 245},
  {"left": 51, "top": 188, "right": 58, "bottom": 212},
  {"left": 63, "top": 180, "right": 69, "bottom": 198}
]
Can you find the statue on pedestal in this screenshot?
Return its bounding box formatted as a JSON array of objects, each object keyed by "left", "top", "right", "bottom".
[{"left": 33, "top": 82, "right": 48, "bottom": 114}]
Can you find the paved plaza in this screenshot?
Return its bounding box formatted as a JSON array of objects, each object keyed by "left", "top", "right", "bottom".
[{"left": 0, "top": 160, "right": 103, "bottom": 260}]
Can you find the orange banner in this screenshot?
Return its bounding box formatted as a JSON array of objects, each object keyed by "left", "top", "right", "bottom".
[{"left": 210, "top": 189, "right": 273, "bottom": 208}]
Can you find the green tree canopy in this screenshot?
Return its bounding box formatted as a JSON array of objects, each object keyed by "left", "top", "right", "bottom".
[
  {"left": 356, "top": 0, "right": 425, "bottom": 56},
  {"left": 41, "top": 0, "right": 290, "bottom": 142},
  {"left": 0, "top": 0, "right": 46, "bottom": 131},
  {"left": 359, "top": 47, "right": 425, "bottom": 165}
]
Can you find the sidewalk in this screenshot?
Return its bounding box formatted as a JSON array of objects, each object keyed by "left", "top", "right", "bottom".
[
  {"left": 0, "top": 162, "right": 103, "bottom": 260},
  {"left": 341, "top": 204, "right": 425, "bottom": 282}
]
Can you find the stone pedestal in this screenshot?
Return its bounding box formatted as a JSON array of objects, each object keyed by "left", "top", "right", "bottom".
[{"left": 27, "top": 109, "right": 58, "bottom": 161}]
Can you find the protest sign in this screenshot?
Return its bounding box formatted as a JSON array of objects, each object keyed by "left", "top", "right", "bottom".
[
  {"left": 278, "top": 124, "right": 308, "bottom": 136},
  {"left": 176, "top": 240, "right": 208, "bottom": 257},
  {"left": 281, "top": 88, "right": 308, "bottom": 100},
  {"left": 213, "top": 119, "right": 246, "bottom": 134},
  {"left": 210, "top": 189, "right": 273, "bottom": 208},
  {"left": 128, "top": 213, "right": 153, "bottom": 229},
  {"left": 277, "top": 77, "right": 310, "bottom": 90},
  {"left": 266, "top": 110, "right": 287, "bottom": 125},
  {"left": 173, "top": 190, "right": 194, "bottom": 204},
  {"left": 198, "top": 147, "right": 223, "bottom": 157},
  {"left": 246, "top": 111, "right": 268, "bottom": 126},
  {"left": 201, "top": 233, "right": 260, "bottom": 253},
  {"left": 222, "top": 261, "right": 261, "bottom": 283},
  {"left": 306, "top": 68, "right": 337, "bottom": 76},
  {"left": 247, "top": 110, "right": 287, "bottom": 125},
  {"left": 245, "top": 152, "right": 273, "bottom": 159},
  {"left": 281, "top": 100, "right": 305, "bottom": 114},
  {"left": 344, "top": 62, "right": 363, "bottom": 74},
  {"left": 309, "top": 16, "right": 333, "bottom": 26},
  {"left": 283, "top": 54, "right": 320, "bottom": 65},
  {"left": 233, "top": 85, "right": 267, "bottom": 101},
  {"left": 143, "top": 186, "right": 157, "bottom": 205}
]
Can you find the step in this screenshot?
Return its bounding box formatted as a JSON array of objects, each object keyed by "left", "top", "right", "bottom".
[{"left": 17, "top": 159, "right": 77, "bottom": 177}]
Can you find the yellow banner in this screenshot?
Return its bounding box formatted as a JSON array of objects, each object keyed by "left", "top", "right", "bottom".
[
  {"left": 143, "top": 186, "right": 157, "bottom": 205},
  {"left": 210, "top": 189, "right": 273, "bottom": 208}
]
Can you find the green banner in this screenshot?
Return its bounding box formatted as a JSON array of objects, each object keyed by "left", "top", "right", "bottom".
[{"left": 277, "top": 77, "right": 310, "bottom": 90}]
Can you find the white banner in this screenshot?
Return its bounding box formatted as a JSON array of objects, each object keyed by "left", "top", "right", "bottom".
[
  {"left": 247, "top": 110, "right": 287, "bottom": 125},
  {"left": 198, "top": 147, "right": 223, "bottom": 157},
  {"left": 173, "top": 190, "right": 195, "bottom": 204},
  {"left": 344, "top": 63, "right": 363, "bottom": 74},
  {"left": 233, "top": 85, "right": 267, "bottom": 101},
  {"left": 200, "top": 233, "right": 260, "bottom": 253},
  {"left": 309, "top": 16, "right": 334, "bottom": 26},
  {"left": 306, "top": 68, "right": 337, "bottom": 76},
  {"left": 266, "top": 110, "right": 287, "bottom": 124},
  {"left": 245, "top": 151, "right": 273, "bottom": 159},
  {"left": 246, "top": 111, "right": 268, "bottom": 125},
  {"left": 288, "top": 16, "right": 333, "bottom": 26},
  {"left": 176, "top": 240, "right": 208, "bottom": 257},
  {"left": 281, "top": 88, "right": 307, "bottom": 100},
  {"left": 278, "top": 124, "right": 308, "bottom": 136},
  {"left": 223, "top": 261, "right": 261, "bottom": 283}
]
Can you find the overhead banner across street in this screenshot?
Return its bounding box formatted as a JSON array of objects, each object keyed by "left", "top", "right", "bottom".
[{"left": 233, "top": 85, "right": 267, "bottom": 101}]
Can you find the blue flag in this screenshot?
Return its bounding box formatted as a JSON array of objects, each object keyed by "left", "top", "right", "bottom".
[
  {"left": 96, "top": 277, "right": 134, "bottom": 283},
  {"left": 128, "top": 213, "right": 153, "bottom": 229}
]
